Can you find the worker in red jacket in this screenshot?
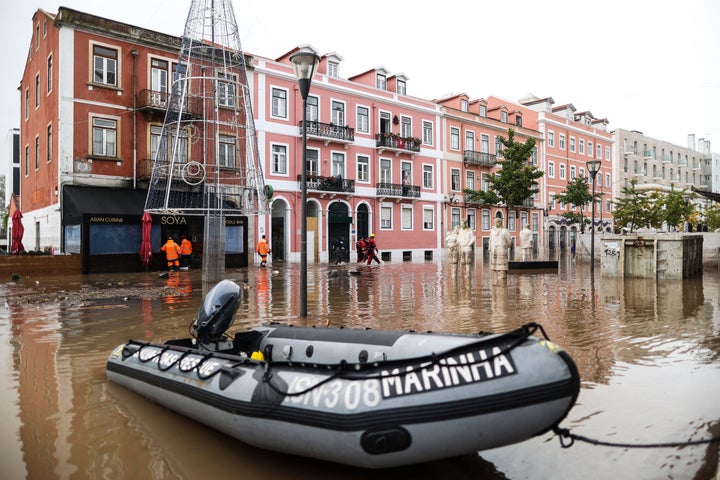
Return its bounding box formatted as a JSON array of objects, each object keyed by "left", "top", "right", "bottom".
[{"left": 365, "top": 233, "right": 380, "bottom": 265}]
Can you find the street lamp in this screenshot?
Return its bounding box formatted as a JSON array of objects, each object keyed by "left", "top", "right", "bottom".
[
  {"left": 586, "top": 160, "right": 601, "bottom": 274},
  {"left": 290, "top": 50, "right": 320, "bottom": 318}
]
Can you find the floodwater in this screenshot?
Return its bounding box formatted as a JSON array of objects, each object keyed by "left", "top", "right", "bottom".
[{"left": 1, "top": 255, "right": 719, "bottom": 480}]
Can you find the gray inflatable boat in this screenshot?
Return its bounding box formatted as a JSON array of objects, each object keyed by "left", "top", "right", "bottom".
[{"left": 107, "top": 280, "right": 580, "bottom": 469}]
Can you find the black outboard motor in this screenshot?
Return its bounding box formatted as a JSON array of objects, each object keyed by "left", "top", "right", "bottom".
[{"left": 191, "top": 279, "right": 241, "bottom": 351}]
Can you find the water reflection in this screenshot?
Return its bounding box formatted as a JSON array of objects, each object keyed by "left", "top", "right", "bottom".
[{"left": 1, "top": 258, "right": 719, "bottom": 479}]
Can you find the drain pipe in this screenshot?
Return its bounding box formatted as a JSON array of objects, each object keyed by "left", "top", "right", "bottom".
[{"left": 131, "top": 48, "right": 139, "bottom": 189}]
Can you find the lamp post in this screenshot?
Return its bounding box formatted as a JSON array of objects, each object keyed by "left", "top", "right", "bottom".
[
  {"left": 586, "top": 160, "right": 601, "bottom": 274},
  {"left": 290, "top": 51, "right": 320, "bottom": 318}
]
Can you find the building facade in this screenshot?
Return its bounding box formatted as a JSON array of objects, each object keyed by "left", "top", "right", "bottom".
[{"left": 18, "top": 7, "right": 621, "bottom": 272}]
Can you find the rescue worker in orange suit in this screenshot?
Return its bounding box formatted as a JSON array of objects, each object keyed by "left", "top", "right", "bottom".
[
  {"left": 161, "top": 236, "right": 182, "bottom": 271},
  {"left": 365, "top": 233, "right": 380, "bottom": 265},
  {"left": 257, "top": 234, "right": 271, "bottom": 267},
  {"left": 179, "top": 234, "right": 193, "bottom": 270}
]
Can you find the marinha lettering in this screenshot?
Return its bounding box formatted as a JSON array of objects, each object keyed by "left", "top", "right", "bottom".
[{"left": 380, "top": 346, "right": 517, "bottom": 399}]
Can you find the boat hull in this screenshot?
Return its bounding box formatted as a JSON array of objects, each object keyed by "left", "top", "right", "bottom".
[{"left": 107, "top": 324, "right": 579, "bottom": 468}]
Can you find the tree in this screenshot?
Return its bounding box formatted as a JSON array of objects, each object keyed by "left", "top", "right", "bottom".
[
  {"left": 701, "top": 202, "right": 720, "bottom": 231},
  {"left": 553, "top": 176, "right": 594, "bottom": 233},
  {"left": 611, "top": 180, "right": 651, "bottom": 232},
  {"left": 463, "top": 129, "right": 542, "bottom": 218},
  {"left": 662, "top": 187, "right": 689, "bottom": 231}
]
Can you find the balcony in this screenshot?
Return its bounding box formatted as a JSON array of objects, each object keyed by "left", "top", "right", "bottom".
[
  {"left": 376, "top": 182, "right": 420, "bottom": 201},
  {"left": 662, "top": 154, "right": 672, "bottom": 163},
  {"left": 299, "top": 120, "right": 354, "bottom": 147},
  {"left": 136, "top": 89, "right": 204, "bottom": 120},
  {"left": 375, "top": 134, "right": 421, "bottom": 156},
  {"left": 463, "top": 150, "right": 497, "bottom": 167},
  {"left": 643, "top": 150, "right": 655, "bottom": 159},
  {"left": 298, "top": 175, "right": 355, "bottom": 196}
]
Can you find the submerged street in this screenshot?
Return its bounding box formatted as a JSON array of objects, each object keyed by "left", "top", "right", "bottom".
[{"left": 1, "top": 255, "right": 719, "bottom": 479}]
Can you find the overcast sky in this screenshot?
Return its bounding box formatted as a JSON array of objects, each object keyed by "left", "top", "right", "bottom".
[{"left": 2, "top": 0, "right": 719, "bottom": 170}]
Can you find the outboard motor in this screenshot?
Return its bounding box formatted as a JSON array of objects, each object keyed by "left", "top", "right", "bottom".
[{"left": 191, "top": 279, "right": 241, "bottom": 351}]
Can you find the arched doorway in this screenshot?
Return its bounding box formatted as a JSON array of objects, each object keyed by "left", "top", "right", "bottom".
[
  {"left": 356, "top": 203, "right": 369, "bottom": 239},
  {"left": 328, "top": 202, "right": 351, "bottom": 263}
]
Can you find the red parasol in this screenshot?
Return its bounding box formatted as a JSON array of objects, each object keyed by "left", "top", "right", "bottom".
[
  {"left": 11, "top": 210, "right": 24, "bottom": 254},
  {"left": 139, "top": 212, "right": 152, "bottom": 268}
]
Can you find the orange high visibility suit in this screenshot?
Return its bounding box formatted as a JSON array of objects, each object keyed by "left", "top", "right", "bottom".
[{"left": 161, "top": 238, "right": 182, "bottom": 269}]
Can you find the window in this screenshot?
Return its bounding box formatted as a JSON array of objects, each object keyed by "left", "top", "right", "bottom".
[
  {"left": 501, "top": 111, "right": 508, "bottom": 123},
  {"left": 569, "top": 137, "right": 576, "bottom": 152},
  {"left": 151, "top": 58, "right": 169, "bottom": 93},
  {"left": 93, "top": 44, "right": 118, "bottom": 86},
  {"left": 306, "top": 149, "right": 318, "bottom": 176},
  {"left": 451, "top": 207, "right": 461, "bottom": 229},
  {"left": 47, "top": 55, "right": 53, "bottom": 93},
  {"left": 559, "top": 163, "right": 566, "bottom": 180},
  {"left": 25, "top": 89, "right": 29, "bottom": 120},
  {"left": 92, "top": 117, "right": 117, "bottom": 157},
  {"left": 397, "top": 79, "right": 406, "bottom": 95},
  {"left": 450, "top": 128, "right": 460, "bottom": 150},
  {"left": 548, "top": 131, "right": 554, "bottom": 147},
  {"left": 357, "top": 106, "right": 369, "bottom": 133},
  {"left": 423, "top": 164, "right": 433, "bottom": 189},
  {"left": 423, "top": 207, "right": 434, "bottom": 230},
  {"left": 548, "top": 161, "right": 555, "bottom": 178},
  {"left": 451, "top": 168, "right": 460, "bottom": 191},
  {"left": 35, "top": 74, "right": 40, "bottom": 107},
  {"left": 218, "top": 72, "right": 237, "bottom": 107},
  {"left": 357, "top": 155, "right": 369, "bottom": 182},
  {"left": 422, "top": 121, "right": 433, "bottom": 145},
  {"left": 605, "top": 146, "right": 611, "bottom": 160},
  {"left": 570, "top": 165, "right": 576, "bottom": 179},
  {"left": 380, "top": 204, "right": 392, "bottom": 229},
  {"left": 481, "top": 172, "right": 489, "bottom": 191},
  {"left": 479, "top": 105, "right": 487, "bottom": 117},
  {"left": 401, "top": 205, "right": 413, "bottom": 230},
  {"left": 271, "top": 144, "right": 287, "bottom": 174},
  {"left": 495, "top": 137, "right": 503, "bottom": 157},
  {"left": 465, "top": 131, "right": 474, "bottom": 151},
  {"left": 481, "top": 134, "right": 489, "bottom": 153},
  {"left": 24, "top": 145, "right": 29, "bottom": 176},
  {"left": 579, "top": 139, "right": 585, "bottom": 154},
  {"left": 306, "top": 96, "right": 318, "bottom": 122},
  {"left": 461, "top": 99, "right": 468, "bottom": 112},
  {"left": 331, "top": 100, "right": 345, "bottom": 125},
  {"left": 587, "top": 141, "right": 593, "bottom": 157},
  {"left": 218, "top": 134, "right": 235, "bottom": 167},
  {"left": 331, "top": 152, "right": 345, "bottom": 177},
  {"left": 35, "top": 136, "right": 40, "bottom": 170},
  {"left": 466, "top": 170, "right": 476, "bottom": 190},
  {"left": 531, "top": 147, "right": 538, "bottom": 165},
  {"left": 401, "top": 116, "right": 411, "bottom": 138},
  {"left": 482, "top": 209, "right": 490, "bottom": 230},
  {"left": 328, "top": 62, "right": 338, "bottom": 78},
  {"left": 150, "top": 125, "right": 163, "bottom": 161},
  {"left": 35, "top": 24, "right": 39, "bottom": 49},
  {"left": 380, "top": 158, "right": 391, "bottom": 183},
  {"left": 559, "top": 134, "right": 566, "bottom": 150},
  {"left": 467, "top": 209, "right": 476, "bottom": 230},
  {"left": 596, "top": 143, "right": 602, "bottom": 159},
  {"left": 271, "top": 88, "right": 287, "bottom": 118},
  {"left": 508, "top": 211, "right": 516, "bottom": 231},
  {"left": 605, "top": 173, "right": 611, "bottom": 187},
  {"left": 46, "top": 124, "right": 52, "bottom": 163},
  {"left": 515, "top": 115, "right": 522, "bottom": 128},
  {"left": 376, "top": 73, "right": 386, "bottom": 90}
]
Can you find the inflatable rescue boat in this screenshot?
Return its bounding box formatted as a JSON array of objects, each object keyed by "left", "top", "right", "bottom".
[{"left": 107, "top": 280, "right": 580, "bottom": 469}]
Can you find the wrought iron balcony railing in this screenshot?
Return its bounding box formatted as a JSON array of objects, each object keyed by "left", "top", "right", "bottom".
[
  {"left": 375, "top": 134, "right": 421, "bottom": 153},
  {"left": 136, "top": 89, "right": 203, "bottom": 118},
  {"left": 463, "top": 150, "right": 497, "bottom": 166},
  {"left": 376, "top": 182, "right": 420, "bottom": 198},
  {"left": 299, "top": 121, "right": 354, "bottom": 143},
  {"left": 298, "top": 175, "right": 356, "bottom": 193}
]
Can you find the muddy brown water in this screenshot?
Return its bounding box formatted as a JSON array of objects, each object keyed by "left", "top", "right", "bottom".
[{"left": 1, "top": 256, "right": 719, "bottom": 479}]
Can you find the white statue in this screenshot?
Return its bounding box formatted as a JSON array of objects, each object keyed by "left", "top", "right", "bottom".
[
  {"left": 457, "top": 221, "right": 475, "bottom": 265},
  {"left": 445, "top": 227, "right": 459, "bottom": 264},
  {"left": 489, "top": 218, "right": 512, "bottom": 276},
  {"left": 519, "top": 223, "right": 534, "bottom": 261}
]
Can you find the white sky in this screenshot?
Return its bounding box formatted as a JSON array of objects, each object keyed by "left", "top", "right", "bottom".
[{"left": 2, "top": 0, "right": 719, "bottom": 171}]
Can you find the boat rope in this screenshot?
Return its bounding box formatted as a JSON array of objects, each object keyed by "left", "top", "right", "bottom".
[
  {"left": 261, "top": 322, "right": 549, "bottom": 397},
  {"left": 552, "top": 426, "right": 720, "bottom": 449}
]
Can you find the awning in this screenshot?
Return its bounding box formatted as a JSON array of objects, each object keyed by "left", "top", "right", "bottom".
[
  {"left": 691, "top": 186, "right": 720, "bottom": 203},
  {"left": 63, "top": 185, "right": 148, "bottom": 224}
]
